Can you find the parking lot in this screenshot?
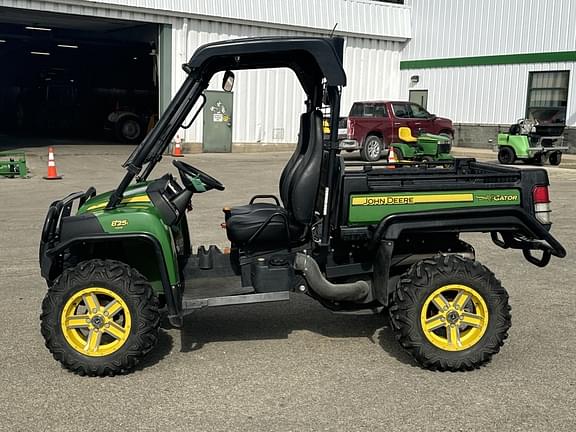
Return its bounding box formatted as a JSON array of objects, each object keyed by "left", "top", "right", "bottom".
[{"left": 1, "top": 146, "right": 575, "bottom": 431}]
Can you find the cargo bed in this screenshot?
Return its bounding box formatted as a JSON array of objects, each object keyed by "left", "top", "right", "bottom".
[{"left": 337, "top": 158, "right": 565, "bottom": 266}]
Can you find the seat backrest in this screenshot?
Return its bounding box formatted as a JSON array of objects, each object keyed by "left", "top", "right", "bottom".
[
  {"left": 399, "top": 126, "right": 417, "bottom": 142},
  {"left": 279, "top": 112, "right": 311, "bottom": 206},
  {"left": 287, "top": 110, "right": 323, "bottom": 224}
]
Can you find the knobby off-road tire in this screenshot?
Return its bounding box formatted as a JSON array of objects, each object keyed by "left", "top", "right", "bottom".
[
  {"left": 41, "top": 259, "right": 160, "bottom": 376},
  {"left": 389, "top": 255, "right": 511, "bottom": 371}
]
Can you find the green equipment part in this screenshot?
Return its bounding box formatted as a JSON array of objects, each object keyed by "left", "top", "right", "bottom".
[
  {"left": 0, "top": 151, "right": 28, "bottom": 178},
  {"left": 391, "top": 127, "right": 453, "bottom": 162},
  {"left": 496, "top": 120, "right": 567, "bottom": 165}
]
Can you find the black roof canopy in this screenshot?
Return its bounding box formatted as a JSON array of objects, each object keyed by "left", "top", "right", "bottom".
[{"left": 185, "top": 37, "right": 347, "bottom": 96}]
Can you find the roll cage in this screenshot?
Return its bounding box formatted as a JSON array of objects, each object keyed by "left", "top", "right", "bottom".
[{"left": 108, "top": 37, "right": 347, "bottom": 224}]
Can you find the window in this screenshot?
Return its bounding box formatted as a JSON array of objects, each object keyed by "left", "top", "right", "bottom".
[
  {"left": 392, "top": 102, "right": 410, "bottom": 118},
  {"left": 349, "top": 103, "right": 387, "bottom": 117},
  {"left": 526, "top": 71, "right": 569, "bottom": 123},
  {"left": 349, "top": 103, "right": 363, "bottom": 116},
  {"left": 409, "top": 103, "right": 430, "bottom": 119},
  {"left": 374, "top": 104, "right": 388, "bottom": 117}
]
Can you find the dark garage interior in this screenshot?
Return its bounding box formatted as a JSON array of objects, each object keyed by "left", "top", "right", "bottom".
[{"left": 0, "top": 8, "right": 159, "bottom": 147}]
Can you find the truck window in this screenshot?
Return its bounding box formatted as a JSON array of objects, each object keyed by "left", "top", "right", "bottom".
[
  {"left": 374, "top": 104, "right": 388, "bottom": 117},
  {"left": 349, "top": 103, "right": 363, "bottom": 116},
  {"left": 392, "top": 103, "right": 410, "bottom": 118},
  {"left": 409, "top": 103, "right": 430, "bottom": 119}
]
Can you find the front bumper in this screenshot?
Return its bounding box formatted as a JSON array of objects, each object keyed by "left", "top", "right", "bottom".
[{"left": 340, "top": 139, "right": 361, "bottom": 150}]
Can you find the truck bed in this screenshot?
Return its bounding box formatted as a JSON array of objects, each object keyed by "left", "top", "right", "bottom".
[{"left": 338, "top": 157, "right": 550, "bottom": 236}]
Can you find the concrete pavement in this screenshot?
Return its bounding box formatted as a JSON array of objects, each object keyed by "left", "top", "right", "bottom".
[{"left": 0, "top": 147, "right": 574, "bottom": 431}]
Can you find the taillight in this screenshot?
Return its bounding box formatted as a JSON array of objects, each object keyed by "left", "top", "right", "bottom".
[
  {"left": 347, "top": 118, "right": 354, "bottom": 139},
  {"left": 533, "top": 185, "right": 551, "bottom": 224}
]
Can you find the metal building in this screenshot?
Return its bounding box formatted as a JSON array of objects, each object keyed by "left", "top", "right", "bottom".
[
  {"left": 0, "top": 0, "right": 410, "bottom": 148},
  {"left": 401, "top": 0, "right": 576, "bottom": 149}
]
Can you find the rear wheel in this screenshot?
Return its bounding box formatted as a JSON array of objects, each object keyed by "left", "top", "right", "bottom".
[
  {"left": 548, "top": 151, "right": 562, "bottom": 166},
  {"left": 389, "top": 255, "right": 511, "bottom": 371},
  {"left": 361, "top": 135, "right": 383, "bottom": 162},
  {"left": 41, "top": 259, "right": 160, "bottom": 376},
  {"left": 116, "top": 116, "right": 143, "bottom": 143},
  {"left": 498, "top": 146, "right": 516, "bottom": 164}
]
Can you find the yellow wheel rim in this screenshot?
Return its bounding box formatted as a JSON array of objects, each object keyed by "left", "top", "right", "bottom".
[
  {"left": 60, "top": 287, "right": 132, "bottom": 357},
  {"left": 420, "top": 284, "right": 489, "bottom": 352}
]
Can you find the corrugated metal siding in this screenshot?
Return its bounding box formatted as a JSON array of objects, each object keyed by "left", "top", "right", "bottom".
[
  {"left": 1, "top": 0, "right": 171, "bottom": 23},
  {"left": 176, "top": 19, "right": 404, "bottom": 143},
  {"left": 3, "top": 0, "right": 406, "bottom": 143},
  {"left": 404, "top": 0, "right": 576, "bottom": 60},
  {"left": 83, "top": 0, "right": 411, "bottom": 40},
  {"left": 400, "top": 62, "right": 576, "bottom": 126}
]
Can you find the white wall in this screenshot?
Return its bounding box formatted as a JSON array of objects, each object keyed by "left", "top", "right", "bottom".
[
  {"left": 401, "top": 0, "right": 576, "bottom": 126},
  {"left": 403, "top": 0, "right": 576, "bottom": 59},
  {"left": 401, "top": 62, "right": 576, "bottom": 126},
  {"left": 173, "top": 19, "right": 404, "bottom": 144},
  {"left": 83, "top": 0, "right": 412, "bottom": 41}
]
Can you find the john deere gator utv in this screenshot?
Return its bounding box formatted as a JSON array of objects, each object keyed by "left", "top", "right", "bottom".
[{"left": 40, "top": 37, "right": 566, "bottom": 376}]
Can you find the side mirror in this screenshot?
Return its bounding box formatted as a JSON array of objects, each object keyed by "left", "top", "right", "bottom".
[
  {"left": 429, "top": 114, "right": 437, "bottom": 120},
  {"left": 222, "top": 70, "right": 235, "bottom": 92}
]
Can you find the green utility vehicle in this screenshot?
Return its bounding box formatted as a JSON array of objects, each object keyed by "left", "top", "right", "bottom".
[
  {"left": 391, "top": 127, "right": 453, "bottom": 162},
  {"left": 496, "top": 119, "right": 567, "bottom": 165},
  {"left": 40, "top": 37, "right": 566, "bottom": 376}
]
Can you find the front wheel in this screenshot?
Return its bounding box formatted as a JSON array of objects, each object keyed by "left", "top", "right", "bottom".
[
  {"left": 498, "top": 146, "right": 516, "bottom": 164},
  {"left": 41, "top": 259, "right": 160, "bottom": 376},
  {"left": 389, "top": 255, "right": 511, "bottom": 371},
  {"left": 361, "top": 135, "right": 383, "bottom": 162}
]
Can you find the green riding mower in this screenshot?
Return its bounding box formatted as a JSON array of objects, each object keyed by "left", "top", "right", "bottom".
[
  {"left": 390, "top": 127, "right": 453, "bottom": 162},
  {"left": 39, "top": 37, "right": 565, "bottom": 376},
  {"left": 496, "top": 119, "right": 567, "bottom": 165}
]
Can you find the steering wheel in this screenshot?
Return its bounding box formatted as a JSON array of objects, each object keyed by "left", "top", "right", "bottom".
[{"left": 172, "top": 160, "right": 225, "bottom": 191}]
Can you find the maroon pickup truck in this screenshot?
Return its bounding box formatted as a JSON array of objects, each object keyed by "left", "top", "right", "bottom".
[{"left": 341, "top": 100, "right": 454, "bottom": 161}]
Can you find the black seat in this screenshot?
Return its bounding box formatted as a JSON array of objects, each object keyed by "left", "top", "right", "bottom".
[
  {"left": 226, "top": 110, "right": 323, "bottom": 248},
  {"left": 225, "top": 112, "right": 311, "bottom": 218}
]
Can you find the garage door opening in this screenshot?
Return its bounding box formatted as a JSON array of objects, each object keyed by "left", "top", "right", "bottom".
[{"left": 0, "top": 7, "right": 160, "bottom": 148}]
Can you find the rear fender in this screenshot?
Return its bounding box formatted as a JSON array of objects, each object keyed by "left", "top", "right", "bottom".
[{"left": 369, "top": 207, "right": 566, "bottom": 265}]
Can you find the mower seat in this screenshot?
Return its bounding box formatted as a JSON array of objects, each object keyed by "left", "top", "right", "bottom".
[
  {"left": 226, "top": 110, "right": 322, "bottom": 248},
  {"left": 399, "top": 127, "right": 417, "bottom": 143}
]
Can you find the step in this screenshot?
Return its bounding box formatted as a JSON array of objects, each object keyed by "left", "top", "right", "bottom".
[{"left": 182, "top": 291, "right": 290, "bottom": 311}]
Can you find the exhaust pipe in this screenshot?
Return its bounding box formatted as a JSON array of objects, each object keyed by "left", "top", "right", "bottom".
[{"left": 294, "top": 253, "right": 370, "bottom": 302}]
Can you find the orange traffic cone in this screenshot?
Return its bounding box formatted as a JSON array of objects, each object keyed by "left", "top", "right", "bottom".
[
  {"left": 43, "top": 147, "right": 62, "bottom": 180},
  {"left": 172, "top": 135, "right": 184, "bottom": 157},
  {"left": 386, "top": 147, "right": 398, "bottom": 169}
]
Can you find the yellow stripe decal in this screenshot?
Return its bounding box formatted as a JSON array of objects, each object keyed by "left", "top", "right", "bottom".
[
  {"left": 351, "top": 193, "right": 474, "bottom": 206},
  {"left": 86, "top": 195, "right": 150, "bottom": 211}
]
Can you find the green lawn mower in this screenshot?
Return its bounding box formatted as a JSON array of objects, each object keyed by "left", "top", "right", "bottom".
[
  {"left": 391, "top": 127, "right": 453, "bottom": 162},
  {"left": 496, "top": 119, "right": 567, "bottom": 165}
]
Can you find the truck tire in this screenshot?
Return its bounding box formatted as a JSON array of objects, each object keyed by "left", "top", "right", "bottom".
[
  {"left": 497, "top": 146, "right": 516, "bottom": 164},
  {"left": 389, "top": 254, "right": 511, "bottom": 371},
  {"left": 116, "top": 116, "right": 144, "bottom": 143},
  {"left": 41, "top": 259, "right": 160, "bottom": 376},
  {"left": 548, "top": 151, "right": 562, "bottom": 166},
  {"left": 361, "top": 135, "right": 383, "bottom": 162}
]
